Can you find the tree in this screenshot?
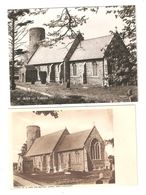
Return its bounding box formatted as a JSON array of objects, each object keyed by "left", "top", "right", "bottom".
[
  {"left": 20, "top": 143, "right": 27, "bottom": 156},
  {"left": 106, "top": 5, "right": 137, "bottom": 85},
  {"left": 108, "top": 155, "right": 115, "bottom": 170},
  {"left": 8, "top": 8, "right": 48, "bottom": 90},
  {"left": 44, "top": 7, "right": 99, "bottom": 45},
  {"left": 33, "top": 110, "right": 59, "bottom": 118},
  {"left": 8, "top": 9, "right": 33, "bottom": 90},
  {"left": 104, "top": 32, "right": 132, "bottom": 86},
  {"left": 104, "top": 138, "right": 115, "bottom": 171},
  {"left": 105, "top": 138, "right": 114, "bottom": 147}
]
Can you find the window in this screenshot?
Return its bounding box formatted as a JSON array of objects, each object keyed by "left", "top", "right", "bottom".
[
  {"left": 92, "top": 61, "right": 98, "bottom": 76},
  {"left": 90, "top": 139, "right": 101, "bottom": 160},
  {"left": 75, "top": 151, "right": 80, "bottom": 163},
  {"left": 60, "top": 153, "right": 64, "bottom": 164},
  {"left": 72, "top": 63, "right": 77, "bottom": 76}
]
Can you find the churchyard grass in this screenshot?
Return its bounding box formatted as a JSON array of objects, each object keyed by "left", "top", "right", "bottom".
[{"left": 11, "top": 82, "right": 137, "bottom": 105}]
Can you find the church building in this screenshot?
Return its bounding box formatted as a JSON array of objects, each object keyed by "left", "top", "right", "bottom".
[
  {"left": 17, "top": 125, "right": 108, "bottom": 174},
  {"left": 19, "top": 27, "right": 131, "bottom": 87}
]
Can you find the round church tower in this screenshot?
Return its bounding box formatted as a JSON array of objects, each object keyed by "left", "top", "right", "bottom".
[
  {"left": 26, "top": 125, "right": 41, "bottom": 151},
  {"left": 29, "top": 27, "right": 45, "bottom": 56}
]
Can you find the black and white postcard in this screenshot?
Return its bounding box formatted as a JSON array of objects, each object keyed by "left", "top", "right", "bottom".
[{"left": 8, "top": 5, "right": 137, "bottom": 106}]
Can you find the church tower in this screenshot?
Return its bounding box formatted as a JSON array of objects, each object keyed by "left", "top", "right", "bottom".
[{"left": 29, "top": 27, "right": 45, "bottom": 57}]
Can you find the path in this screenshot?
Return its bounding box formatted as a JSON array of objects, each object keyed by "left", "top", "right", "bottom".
[
  {"left": 16, "top": 85, "right": 53, "bottom": 97},
  {"left": 13, "top": 175, "right": 41, "bottom": 187}
]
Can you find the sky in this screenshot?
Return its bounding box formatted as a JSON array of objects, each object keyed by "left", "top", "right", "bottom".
[
  {"left": 21, "top": 6, "right": 125, "bottom": 49},
  {"left": 10, "top": 107, "right": 114, "bottom": 162}
]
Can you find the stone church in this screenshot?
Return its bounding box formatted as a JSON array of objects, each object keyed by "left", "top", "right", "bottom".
[
  {"left": 19, "top": 27, "right": 130, "bottom": 86},
  {"left": 17, "top": 125, "right": 109, "bottom": 173}
]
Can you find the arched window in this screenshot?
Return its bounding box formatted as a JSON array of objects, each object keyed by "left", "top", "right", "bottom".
[
  {"left": 75, "top": 151, "right": 80, "bottom": 163},
  {"left": 72, "top": 63, "right": 77, "bottom": 76},
  {"left": 90, "top": 139, "right": 102, "bottom": 160},
  {"left": 92, "top": 61, "right": 98, "bottom": 76}
]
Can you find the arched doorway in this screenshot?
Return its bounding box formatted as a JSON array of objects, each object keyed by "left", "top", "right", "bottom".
[
  {"left": 21, "top": 73, "right": 25, "bottom": 82},
  {"left": 50, "top": 65, "right": 56, "bottom": 82},
  {"left": 39, "top": 71, "right": 47, "bottom": 84}
]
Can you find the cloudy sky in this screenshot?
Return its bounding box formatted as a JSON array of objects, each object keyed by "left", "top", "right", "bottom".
[{"left": 10, "top": 107, "right": 114, "bottom": 162}]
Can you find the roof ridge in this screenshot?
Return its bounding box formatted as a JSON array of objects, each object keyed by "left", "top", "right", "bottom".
[
  {"left": 83, "top": 34, "right": 113, "bottom": 42},
  {"left": 36, "top": 129, "right": 66, "bottom": 139},
  {"left": 68, "top": 128, "right": 92, "bottom": 135}
]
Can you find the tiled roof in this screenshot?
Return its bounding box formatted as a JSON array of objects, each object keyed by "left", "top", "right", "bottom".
[
  {"left": 27, "top": 39, "right": 73, "bottom": 65},
  {"left": 25, "top": 126, "right": 103, "bottom": 156},
  {"left": 56, "top": 129, "right": 93, "bottom": 152},
  {"left": 70, "top": 35, "right": 113, "bottom": 61},
  {"left": 25, "top": 129, "right": 66, "bottom": 157},
  {"left": 27, "top": 34, "right": 113, "bottom": 65}
]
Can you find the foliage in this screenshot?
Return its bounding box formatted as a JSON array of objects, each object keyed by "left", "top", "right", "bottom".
[
  {"left": 20, "top": 143, "right": 27, "bottom": 156},
  {"left": 33, "top": 111, "right": 59, "bottom": 118},
  {"left": 8, "top": 9, "right": 33, "bottom": 89},
  {"left": 44, "top": 7, "right": 99, "bottom": 45},
  {"left": 108, "top": 155, "right": 115, "bottom": 164},
  {"left": 8, "top": 9, "right": 48, "bottom": 89},
  {"left": 105, "top": 138, "right": 114, "bottom": 147},
  {"left": 104, "top": 32, "right": 134, "bottom": 86},
  {"left": 106, "top": 5, "right": 137, "bottom": 85},
  {"left": 8, "top": 9, "right": 33, "bottom": 61}
]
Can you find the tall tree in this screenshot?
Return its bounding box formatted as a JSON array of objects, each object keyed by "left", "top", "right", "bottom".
[
  {"left": 8, "top": 8, "right": 48, "bottom": 90},
  {"left": 8, "top": 9, "right": 33, "bottom": 90}
]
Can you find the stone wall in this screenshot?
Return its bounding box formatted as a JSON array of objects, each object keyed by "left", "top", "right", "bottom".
[
  {"left": 70, "top": 60, "right": 105, "bottom": 86},
  {"left": 84, "top": 127, "right": 105, "bottom": 170},
  {"left": 54, "top": 129, "right": 70, "bottom": 171},
  {"left": 31, "top": 154, "right": 51, "bottom": 172},
  {"left": 57, "top": 149, "right": 85, "bottom": 172}
]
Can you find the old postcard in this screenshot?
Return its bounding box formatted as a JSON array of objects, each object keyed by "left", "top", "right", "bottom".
[
  {"left": 8, "top": 5, "right": 137, "bottom": 106},
  {"left": 10, "top": 105, "right": 137, "bottom": 187}
]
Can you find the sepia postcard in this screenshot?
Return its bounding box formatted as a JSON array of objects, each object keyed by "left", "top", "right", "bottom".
[
  {"left": 10, "top": 105, "right": 137, "bottom": 187},
  {"left": 8, "top": 5, "right": 138, "bottom": 106}
]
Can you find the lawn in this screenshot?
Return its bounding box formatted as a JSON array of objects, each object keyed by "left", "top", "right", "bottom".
[
  {"left": 14, "top": 169, "right": 112, "bottom": 186},
  {"left": 11, "top": 82, "right": 138, "bottom": 105}
]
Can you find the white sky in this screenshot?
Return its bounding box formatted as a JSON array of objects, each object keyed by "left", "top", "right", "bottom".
[
  {"left": 10, "top": 108, "right": 114, "bottom": 162},
  {"left": 22, "top": 6, "right": 125, "bottom": 47}
]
